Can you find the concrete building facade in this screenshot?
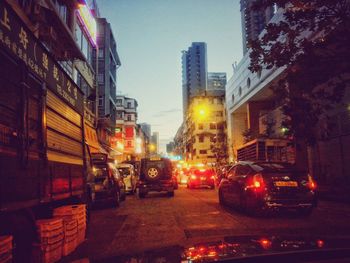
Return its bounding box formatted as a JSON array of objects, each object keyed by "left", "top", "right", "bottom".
[
  {"left": 240, "top": 0, "right": 275, "bottom": 54},
  {"left": 182, "top": 42, "right": 208, "bottom": 118},
  {"left": 185, "top": 93, "right": 227, "bottom": 165},
  {"left": 115, "top": 95, "right": 138, "bottom": 161}
]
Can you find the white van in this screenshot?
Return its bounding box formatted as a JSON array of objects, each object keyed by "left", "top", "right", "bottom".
[{"left": 117, "top": 163, "right": 138, "bottom": 194}]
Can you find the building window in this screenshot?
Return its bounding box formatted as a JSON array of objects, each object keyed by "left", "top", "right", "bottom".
[
  {"left": 127, "top": 102, "right": 132, "bottom": 108},
  {"left": 239, "top": 86, "right": 242, "bottom": 96},
  {"left": 98, "top": 48, "right": 104, "bottom": 58},
  {"left": 116, "top": 111, "right": 123, "bottom": 119},
  {"left": 199, "top": 150, "right": 207, "bottom": 155},
  {"left": 198, "top": 123, "right": 204, "bottom": 130},
  {"left": 210, "top": 123, "right": 216, "bottom": 129},
  {"left": 247, "top": 77, "right": 251, "bottom": 89},
  {"left": 216, "top": 111, "right": 223, "bottom": 117},
  {"left": 116, "top": 99, "right": 122, "bottom": 106},
  {"left": 199, "top": 135, "right": 204, "bottom": 143},
  {"left": 127, "top": 115, "right": 132, "bottom": 121},
  {"left": 98, "top": 96, "right": 104, "bottom": 106},
  {"left": 217, "top": 122, "right": 224, "bottom": 129},
  {"left": 232, "top": 94, "right": 235, "bottom": 103},
  {"left": 97, "top": 74, "right": 104, "bottom": 84}
]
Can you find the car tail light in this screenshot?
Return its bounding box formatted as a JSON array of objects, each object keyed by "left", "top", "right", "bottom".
[
  {"left": 259, "top": 238, "right": 272, "bottom": 249},
  {"left": 246, "top": 173, "right": 265, "bottom": 191},
  {"left": 210, "top": 175, "right": 215, "bottom": 180},
  {"left": 191, "top": 175, "right": 197, "bottom": 180},
  {"left": 307, "top": 174, "right": 316, "bottom": 190}
]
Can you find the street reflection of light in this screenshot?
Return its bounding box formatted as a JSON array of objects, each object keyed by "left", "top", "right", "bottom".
[
  {"left": 208, "top": 250, "right": 217, "bottom": 257},
  {"left": 199, "top": 247, "right": 206, "bottom": 252},
  {"left": 317, "top": 239, "right": 324, "bottom": 248}
]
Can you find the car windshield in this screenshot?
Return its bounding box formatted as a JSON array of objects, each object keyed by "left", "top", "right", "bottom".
[
  {"left": 251, "top": 162, "right": 296, "bottom": 172},
  {"left": 2, "top": 0, "right": 349, "bottom": 262},
  {"left": 118, "top": 167, "right": 131, "bottom": 176}
]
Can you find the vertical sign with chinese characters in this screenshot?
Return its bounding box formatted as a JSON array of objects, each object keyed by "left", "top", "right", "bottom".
[{"left": 0, "top": 2, "right": 84, "bottom": 114}]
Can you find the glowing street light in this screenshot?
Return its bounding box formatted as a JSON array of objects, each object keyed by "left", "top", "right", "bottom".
[
  {"left": 149, "top": 143, "right": 156, "bottom": 152},
  {"left": 194, "top": 104, "right": 209, "bottom": 120}
]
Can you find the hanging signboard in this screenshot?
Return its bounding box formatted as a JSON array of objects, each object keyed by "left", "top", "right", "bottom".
[{"left": 0, "top": 2, "right": 84, "bottom": 114}]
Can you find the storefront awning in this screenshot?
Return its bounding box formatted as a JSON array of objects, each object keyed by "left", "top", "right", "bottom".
[{"left": 85, "top": 125, "right": 107, "bottom": 154}]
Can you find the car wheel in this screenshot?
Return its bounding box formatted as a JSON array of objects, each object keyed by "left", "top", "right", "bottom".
[
  {"left": 219, "top": 190, "right": 225, "bottom": 206},
  {"left": 167, "top": 191, "right": 174, "bottom": 197},
  {"left": 138, "top": 189, "right": 146, "bottom": 199},
  {"left": 121, "top": 190, "right": 126, "bottom": 201},
  {"left": 113, "top": 191, "right": 120, "bottom": 208},
  {"left": 298, "top": 207, "right": 313, "bottom": 217}
]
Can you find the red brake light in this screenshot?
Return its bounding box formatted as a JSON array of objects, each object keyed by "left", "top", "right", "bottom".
[
  {"left": 308, "top": 174, "right": 317, "bottom": 190},
  {"left": 247, "top": 173, "right": 265, "bottom": 191}
]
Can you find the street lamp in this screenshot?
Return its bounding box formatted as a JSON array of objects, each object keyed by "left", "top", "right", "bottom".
[
  {"left": 194, "top": 104, "right": 209, "bottom": 121},
  {"left": 149, "top": 143, "right": 156, "bottom": 152}
]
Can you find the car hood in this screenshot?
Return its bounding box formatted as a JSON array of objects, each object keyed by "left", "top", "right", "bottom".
[{"left": 90, "top": 235, "right": 350, "bottom": 262}]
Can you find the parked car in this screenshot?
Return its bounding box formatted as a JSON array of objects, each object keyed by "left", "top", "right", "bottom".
[
  {"left": 218, "top": 161, "right": 317, "bottom": 216},
  {"left": 216, "top": 164, "right": 233, "bottom": 185},
  {"left": 187, "top": 168, "right": 216, "bottom": 189},
  {"left": 138, "top": 157, "right": 175, "bottom": 198},
  {"left": 117, "top": 163, "right": 138, "bottom": 194},
  {"left": 90, "top": 153, "right": 126, "bottom": 207}
]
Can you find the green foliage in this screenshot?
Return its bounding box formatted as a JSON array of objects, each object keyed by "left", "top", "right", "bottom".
[
  {"left": 249, "top": 0, "right": 350, "bottom": 145},
  {"left": 242, "top": 128, "right": 254, "bottom": 144},
  {"left": 210, "top": 125, "right": 228, "bottom": 164}
]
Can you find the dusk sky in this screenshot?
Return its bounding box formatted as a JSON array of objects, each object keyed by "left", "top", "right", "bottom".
[{"left": 98, "top": 0, "right": 243, "bottom": 152}]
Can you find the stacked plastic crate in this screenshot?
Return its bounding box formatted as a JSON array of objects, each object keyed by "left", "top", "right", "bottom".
[
  {"left": 34, "top": 218, "right": 64, "bottom": 263},
  {"left": 53, "top": 204, "right": 86, "bottom": 253},
  {"left": 0, "top": 236, "right": 13, "bottom": 263}
]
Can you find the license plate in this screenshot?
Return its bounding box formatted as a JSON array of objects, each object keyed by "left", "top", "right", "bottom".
[{"left": 274, "top": 181, "right": 298, "bottom": 187}]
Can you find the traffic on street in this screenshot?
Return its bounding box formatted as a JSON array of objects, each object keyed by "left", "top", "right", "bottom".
[{"left": 66, "top": 182, "right": 350, "bottom": 262}]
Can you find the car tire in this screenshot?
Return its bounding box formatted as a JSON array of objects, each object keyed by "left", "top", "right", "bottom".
[
  {"left": 145, "top": 166, "right": 161, "bottom": 181},
  {"left": 113, "top": 191, "right": 120, "bottom": 208},
  {"left": 121, "top": 190, "right": 126, "bottom": 201},
  {"left": 138, "top": 190, "right": 146, "bottom": 199},
  {"left": 219, "top": 190, "right": 225, "bottom": 206},
  {"left": 167, "top": 191, "right": 174, "bottom": 197}
]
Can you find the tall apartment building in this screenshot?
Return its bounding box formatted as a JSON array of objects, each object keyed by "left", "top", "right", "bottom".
[
  {"left": 96, "top": 18, "right": 121, "bottom": 123},
  {"left": 139, "top": 123, "right": 151, "bottom": 140},
  {"left": 115, "top": 95, "right": 138, "bottom": 160},
  {"left": 240, "top": 0, "right": 274, "bottom": 54},
  {"left": 94, "top": 17, "right": 121, "bottom": 155},
  {"left": 150, "top": 132, "right": 160, "bottom": 155},
  {"left": 182, "top": 42, "right": 208, "bottom": 117},
  {"left": 207, "top": 72, "right": 227, "bottom": 91}
]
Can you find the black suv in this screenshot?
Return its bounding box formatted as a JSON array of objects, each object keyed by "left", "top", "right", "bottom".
[{"left": 138, "top": 157, "right": 175, "bottom": 198}]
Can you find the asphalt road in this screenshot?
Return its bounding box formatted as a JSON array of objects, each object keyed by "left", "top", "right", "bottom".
[{"left": 65, "top": 185, "right": 350, "bottom": 261}]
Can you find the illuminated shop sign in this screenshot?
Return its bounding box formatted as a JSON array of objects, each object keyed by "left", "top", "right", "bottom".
[{"left": 77, "top": 3, "right": 97, "bottom": 47}]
